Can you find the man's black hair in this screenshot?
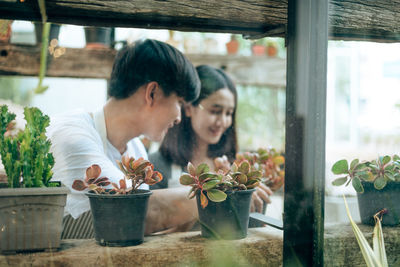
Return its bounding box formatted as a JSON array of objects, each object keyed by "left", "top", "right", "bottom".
[{"left": 108, "top": 39, "right": 200, "bottom": 102}]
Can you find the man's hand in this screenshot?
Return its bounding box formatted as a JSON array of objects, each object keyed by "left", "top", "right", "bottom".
[{"left": 250, "top": 183, "right": 273, "bottom": 213}]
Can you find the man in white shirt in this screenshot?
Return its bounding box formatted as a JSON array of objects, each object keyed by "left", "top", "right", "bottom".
[{"left": 48, "top": 39, "right": 201, "bottom": 237}]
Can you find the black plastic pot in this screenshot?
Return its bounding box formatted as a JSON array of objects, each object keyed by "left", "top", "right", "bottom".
[
  {"left": 357, "top": 181, "right": 400, "bottom": 226},
  {"left": 86, "top": 189, "right": 152, "bottom": 246},
  {"left": 84, "top": 27, "right": 114, "bottom": 48},
  {"left": 248, "top": 200, "right": 268, "bottom": 228},
  {"left": 34, "top": 23, "right": 61, "bottom": 44},
  {"left": 196, "top": 189, "right": 255, "bottom": 240}
]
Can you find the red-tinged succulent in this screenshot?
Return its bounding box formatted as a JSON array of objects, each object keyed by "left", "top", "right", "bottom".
[
  {"left": 117, "top": 155, "right": 163, "bottom": 190},
  {"left": 180, "top": 160, "right": 262, "bottom": 209},
  {"left": 72, "top": 164, "right": 110, "bottom": 194},
  {"left": 72, "top": 156, "right": 163, "bottom": 195},
  {"left": 234, "top": 148, "right": 285, "bottom": 192}
]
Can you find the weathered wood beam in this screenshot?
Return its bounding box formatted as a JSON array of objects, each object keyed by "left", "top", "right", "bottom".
[
  {"left": 0, "top": 0, "right": 287, "bottom": 36},
  {"left": 0, "top": 44, "right": 286, "bottom": 88},
  {"left": 0, "top": 0, "right": 399, "bottom": 42}
]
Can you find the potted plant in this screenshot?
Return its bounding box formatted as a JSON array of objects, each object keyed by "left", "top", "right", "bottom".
[
  {"left": 72, "top": 156, "right": 162, "bottom": 246},
  {"left": 331, "top": 155, "right": 400, "bottom": 226},
  {"left": 251, "top": 38, "right": 267, "bottom": 56},
  {"left": 84, "top": 26, "right": 114, "bottom": 49},
  {"left": 0, "top": 105, "right": 69, "bottom": 254},
  {"left": 225, "top": 34, "right": 239, "bottom": 55},
  {"left": 266, "top": 40, "right": 278, "bottom": 57},
  {"left": 179, "top": 158, "right": 265, "bottom": 240}
]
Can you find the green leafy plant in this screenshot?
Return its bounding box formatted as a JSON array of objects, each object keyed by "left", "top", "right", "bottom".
[
  {"left": 180, "top": 158, "right": 263, "bottom": 209},
  {"left": 331, "top": 155, "right": 400, "bottom": 193},
  {"left": 72, "top": 155, "right": 163, "bottom": 194},
  {"left": 0, "top": 105, "right": 55, "bottom": 188},
  {"left": 344, "top": 196, "right": 388, "bottom": 267}
]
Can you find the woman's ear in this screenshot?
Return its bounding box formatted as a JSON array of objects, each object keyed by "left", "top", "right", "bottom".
[
  {"left": 144, "top": 81, "right": 159, "bottom": 107},
  {"left": 183, "top": 103, "right": 193, "bottom": 117}
]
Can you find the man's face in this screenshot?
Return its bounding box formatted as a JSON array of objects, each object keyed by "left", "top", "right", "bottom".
[{"left": 146, "top": 92, "right": 183, "bottom": 142}]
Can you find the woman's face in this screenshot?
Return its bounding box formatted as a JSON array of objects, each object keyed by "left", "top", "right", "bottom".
[{"left": 186, "top": 88, "right": 235, "bottom": 146}]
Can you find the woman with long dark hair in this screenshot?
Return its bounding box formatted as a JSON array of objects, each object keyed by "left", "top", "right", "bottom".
[{"left": 149, "top": 65, "right": 272, "bottom": 212}]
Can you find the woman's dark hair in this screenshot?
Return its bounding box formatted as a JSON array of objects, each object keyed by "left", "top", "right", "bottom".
[
  {"left": 108, "top": 39, "right": 200, "bottom": 102},
  {"left": 159, "top": 65, "right": 238, "bottom": 167}
]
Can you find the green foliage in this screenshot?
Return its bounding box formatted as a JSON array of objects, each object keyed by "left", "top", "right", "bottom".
[
  {"left": 0, "top": 105, "right": 54, "bottom": 188},
  {"left": 331, "top": 155, "right": 400, "bottom": 192},
  {"left": 344, "top": 196, "right": 388, "bottom": 267},
  {"left": 236, "top": 86, "right": 285, "bottom": 152},
  {"left": 180, "top": 160, "right": 261, "bottom": 208}
]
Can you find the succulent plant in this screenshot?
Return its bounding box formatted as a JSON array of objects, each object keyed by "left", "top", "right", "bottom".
[
  {"left": 235, "top": 148, "right": 285, "bottom": 191},
  {"left": 331, "top": 155, "right": 400, "bottom": 193},
  {"left": 72, "top": 155, "right": 163, "bottom": 194},
  {"left": 179, "top": 160, "right": 262, "bottom": 209},
  {"left": 0, "top": 105, "right": 55, "bottom": 188}
]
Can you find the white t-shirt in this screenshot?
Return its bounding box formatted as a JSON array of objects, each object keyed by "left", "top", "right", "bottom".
[{"left": 48, "top": 108, "right": 148, "bottom": 219}]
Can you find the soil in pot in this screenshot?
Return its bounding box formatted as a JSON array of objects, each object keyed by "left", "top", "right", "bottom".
[
  {"left": 86, "top": 189, "right": 152, "bottom": 246},
  {"left": 357, "top": 181, "right": 400, "bottom": 226},
  {"left": 196, "top": 189, "right": 255, "bottom": 240}
]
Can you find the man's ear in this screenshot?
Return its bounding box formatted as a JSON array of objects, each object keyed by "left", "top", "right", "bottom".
[
  {"left": 144, "top": 82, "right": 159, "bottom": 107},
  {"left": 184, "top": 103, "right": 193, "bottom": 117}
]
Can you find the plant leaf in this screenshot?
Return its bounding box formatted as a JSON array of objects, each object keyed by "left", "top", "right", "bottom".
[
  {"left": 374, "top": 176, "right": 386, "bottom": 190},
  {"left": 199, "top": 172, "right": 219, "bottom": 182},
  {"left": 332, "top": 160, "right": 349, "bottom": 175},
  {"left": 187, "top": 162, "right": 196, "bottom": 176},
  {"left": 196, "top": 163, "right": 210, "bottom": 175},
  {"left": 238, "top": 161, "right": 250, "bottom": 174},
  {"left": 202, "top": 179, "right": 219, "bottom": 190},
  {"left": 350, "top": 159, "right": 359, "bottom": 170},
  {"left": 373, "top": 214, "right": 388, "bottom": 267},
  {"left": 207, "top": 189, "right": 227, "bottom": 202},
  {"left": 382, "top": 156, "right": 391, "bottom": 165},
  {"left": 352, "top": 176, "right": 364, "bottom": 193},
  {"left": 72, "top": 180, "right": 87, "bottom": 191},
  {"left": 200, "top": 191, "right": 208, "bottom": 208},
  {"left": 86, "top": 164, "right": 101, "bottom": 180},
  {"left": 384, "top": 173, "right": 395, "bottom": 181},
  {"left": 332, "top": 177, "right": 348, "bottom": 186},
  {"left": 343, "top": 196, "right": 382, "bottom": 267}
]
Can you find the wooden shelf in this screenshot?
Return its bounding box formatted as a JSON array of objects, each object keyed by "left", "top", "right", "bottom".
[{"left": 0, "top": 43, "right": 286, "bottom": 88}]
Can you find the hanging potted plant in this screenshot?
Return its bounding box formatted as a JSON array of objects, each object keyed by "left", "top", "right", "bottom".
[
  {"left": 179, "top": 158, "right": 265, "bottom": 240},
  {"left": 0, "top": 105, "right": 69, "bottom": 254},
  {"left": 72, "top": 156, "right": 162, "bottom": 246},
  {"left": 331, "top": 155, "right": 400, "bottom": 226}
]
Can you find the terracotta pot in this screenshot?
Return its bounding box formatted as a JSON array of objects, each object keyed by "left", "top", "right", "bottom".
[
  {"left": 0, "top": 20, "right": 12, "bottom": 43},
  {"left": 267, "top": 45, "right": 278, "bottom": 57},
  {"left": 251, "top": 45, "right": 266, "bottom": 56},
  {"left": 226, "top": 39, "right": 239, "bottom": 55}
]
